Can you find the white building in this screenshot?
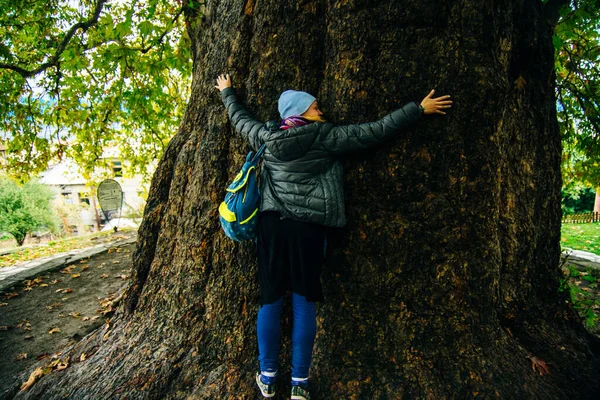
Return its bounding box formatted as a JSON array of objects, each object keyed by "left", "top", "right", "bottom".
[{"left": 40, "top": 152, "right": 149, "bottom": 234}]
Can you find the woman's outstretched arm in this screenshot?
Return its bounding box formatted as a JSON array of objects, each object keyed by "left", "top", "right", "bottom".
[
  {"left": 216, "top": 74, "right": 263, "bottom": 151},
  {"left": 320, "top": 90, "right": 452, "bottom": 155}
]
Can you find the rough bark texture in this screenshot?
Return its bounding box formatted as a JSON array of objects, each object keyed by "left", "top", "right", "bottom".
[{"left": 7, "top": 0, "right": 600, "bottom": 399}]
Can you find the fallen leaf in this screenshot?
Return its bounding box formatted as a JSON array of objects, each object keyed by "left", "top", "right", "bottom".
[
  {"left": 46, "top": 301, "right": 62, "bottom": 310},
  {"left": 112, "top": 260, "right": 120, "bottom": 264},
  {"left": 0, "top": 302, "right": 8, "bottom": 306},
  {"left": 15, "top": 353, "right": 27, "bottom": 360},
  {"left": 81, "top": 265, "right": 89, "bottom": 271},
  {"left": 82, "top": 316, "right": 90, "bottom": 321},
  {"left": 23, "top": 279, "right": 34, "bottom": 287},
  {"left": 80, "top": 353, "right": 87, "bottom": 361},
  {"left": 48, "top": 327, "right": 61, "bottom": 335},
  {"left": 5, "top": 292, "right": 18, "bottom": 299},
  {"left": 61, "top": 297, "right": 69, "bottom": 301},
  {"left": 71, "top": 273, "right": 80, "bottom": 279},
  {"left": 48, "top": 358, "right": 61, "bottom": 368},
  {"left": 23, "top": 287, "right": 33, "bottom": 292},
  {"left": 69, "top": 312, "right": 81, "bottom": 318},
  {"left": 529, "top": 356, "right": 551, "bottom": 376},
  {"left": 39, "top": 284, "right": 48, "bottom": 287},
  {"left": 55, "top": 359, "right": 69, "bottom": 371},
  {"left": 20, "top": 367, "right": 45, "bottom": 391},
  {"left": 24, "top": 335, "right": 34, "bottom": 340},
  {"left": 514, "top": 75, "right": 527, "bottom": 90},
  {"left": 16, "top": 321, "right": 31, "bottom": 330},
  {"left": 0, "top": 326, "right": 8, "bottom": 331},
  {"left": 100, "top": 274, "right": 109, "bottom": 279}
]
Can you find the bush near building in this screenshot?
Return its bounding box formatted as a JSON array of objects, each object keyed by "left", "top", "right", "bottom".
[{"left": 0, "top": 177, "right": 59, "bottom": 246}]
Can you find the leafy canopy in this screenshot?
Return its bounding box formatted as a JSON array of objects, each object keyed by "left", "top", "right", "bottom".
[
  {"left": 548, "top": 0, "right": 600, "bottom": 187},
  {"left": 0, "top": 176, "right": 59, "bottom": 246},
  {"left": 1, "top": 0, "right": 598, "bottom": 192},
  {"left": 0, "top": 0, "right": 192, "bottom": 181}
]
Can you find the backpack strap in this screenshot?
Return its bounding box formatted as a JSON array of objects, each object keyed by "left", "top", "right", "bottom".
[{"left": 250, "top": 143, "right": 267, "bottom": 164}]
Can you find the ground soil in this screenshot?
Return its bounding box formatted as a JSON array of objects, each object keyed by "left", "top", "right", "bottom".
[
  {"left": 0, "top": 237, "right": 598, "bottom": 398},
  {"left": 0, "top": 240, "right": 135, "bottom": 397}
]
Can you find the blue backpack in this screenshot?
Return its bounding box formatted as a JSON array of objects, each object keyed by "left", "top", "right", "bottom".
[{"left": 219, "top": 143, "right": 267, "bottom": 241}]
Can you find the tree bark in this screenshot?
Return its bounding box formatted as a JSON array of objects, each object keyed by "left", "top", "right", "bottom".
[
  {"left": 15, "top": 233, "right": 25, "bottom": 247},
  {"left": 8, "top": 0, "right": 600, "bottom": 399}
]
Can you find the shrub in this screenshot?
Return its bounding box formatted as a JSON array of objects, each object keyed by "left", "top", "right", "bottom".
[{"left": 0, "top": 177, "right": 59, "bottom": 246}]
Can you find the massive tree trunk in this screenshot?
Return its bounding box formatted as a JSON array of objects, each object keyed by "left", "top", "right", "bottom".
[{"left": 9, "top": 0, "right": 600, "bottom": 398}]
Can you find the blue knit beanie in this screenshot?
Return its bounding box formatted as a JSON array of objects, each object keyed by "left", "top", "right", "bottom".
[{"left": 278, "top": 90, "right": 316, "bottom": 120}]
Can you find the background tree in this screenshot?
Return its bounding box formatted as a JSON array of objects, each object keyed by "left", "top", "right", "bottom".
[
  {"left": 0, "top": 0, "right": 191, "bottom": 181},
  {"left": 0, "top": 176, "right": 58, "bottom": 246},
  {"left": 561, "top": 182, "right": 596, "bottom": 214},
  {"left": 548, "top": 0, "right": 600, "bottom": 201},
  {"left": 2, "top": 0, "right": 597, "bottom": 187},
  {"left": 4, "top": 0, "right": 600, "bottom": 399}
]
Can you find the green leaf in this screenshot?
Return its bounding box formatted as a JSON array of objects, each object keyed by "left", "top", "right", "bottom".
[
  {"left": 552, "top": 35, "right": 564, "bottom": 50},
  {"left": 138, "top": 21, "right": 154, "bottom": 36}
]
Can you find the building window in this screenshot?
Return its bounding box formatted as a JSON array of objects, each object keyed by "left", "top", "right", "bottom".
[
  {"left": 61, "top": 192, "right": 73, "bottom": 204},
  {"left": 78, "top": 192, "right": 90, "bottom": 205}
]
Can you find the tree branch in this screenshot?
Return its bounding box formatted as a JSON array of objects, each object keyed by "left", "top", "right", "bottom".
[
  {"left": 0, "top": 0, "right": 107, "bottom": 78},
  {"left": 141, "top": 7, "right": 185, "bottom": 54},
  {"left": 79, "top": 7, "right": 185, "bottom": 55},
  {"left": 556, "top": 85, "right": 573, "bottom": 134},
  {"left": 563, "top": 81, "right": 600, "bottom": 137}
]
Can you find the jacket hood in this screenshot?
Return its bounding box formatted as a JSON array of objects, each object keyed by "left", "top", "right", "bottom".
[{"left": 261, "top": 120, "right": 321, "bottom": 161}]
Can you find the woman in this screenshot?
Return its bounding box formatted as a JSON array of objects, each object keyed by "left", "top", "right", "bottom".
[{"left": 215, "top": 74, "right": 451, "bottom": 399}]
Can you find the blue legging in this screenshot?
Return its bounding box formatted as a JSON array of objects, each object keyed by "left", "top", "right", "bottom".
[{"left": 257, "top": 292, "right": 316, "bottom": 379}]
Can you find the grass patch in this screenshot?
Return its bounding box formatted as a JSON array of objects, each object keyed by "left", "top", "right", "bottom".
[
  {"left": 559, "top": 264, "right": 600, "bottom": 330},
  {"left": 0, "top": 229, "right": 133, "bottom": 268},
  {"left": 561, "top": 223, "right": 600, "bottom": 255}
]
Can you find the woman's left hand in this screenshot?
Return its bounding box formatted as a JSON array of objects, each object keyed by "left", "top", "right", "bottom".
[
  {"left": 215, "top": 74, "right": 232, "bottom": 91},
  {"left": 420, "top": 89, "right": 452, "bottom": 115}
]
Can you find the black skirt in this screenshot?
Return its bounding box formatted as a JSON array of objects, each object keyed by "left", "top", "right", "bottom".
[{"left": 257, "top": 211, "right": 327, "bottom": 305}]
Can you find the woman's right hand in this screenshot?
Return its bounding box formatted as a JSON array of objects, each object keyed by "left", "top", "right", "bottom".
[
  {"left": 420, "top": 89, "right": 452, "bottom": 115},
  {"left": 215, "top": 74, "right": 232, "bottom": 91}
]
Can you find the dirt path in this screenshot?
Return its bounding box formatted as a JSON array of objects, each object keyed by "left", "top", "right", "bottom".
[{"left": 0, "top": 241, "right": 135, "bottom": 396}]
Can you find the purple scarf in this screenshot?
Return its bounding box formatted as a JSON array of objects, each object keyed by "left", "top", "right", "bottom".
[{"left": 280, "top": 116, "right": 311, "bottom": 130}]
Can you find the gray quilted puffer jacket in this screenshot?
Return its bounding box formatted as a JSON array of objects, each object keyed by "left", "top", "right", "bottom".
[{"left": 220, "top": 87, "right": 422, "bottom": 227}]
